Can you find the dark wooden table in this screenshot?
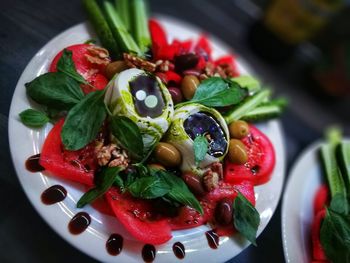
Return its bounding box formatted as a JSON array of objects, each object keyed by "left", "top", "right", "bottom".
[{"left": 0, "top": 0, "right": 323, "bottom": 262}]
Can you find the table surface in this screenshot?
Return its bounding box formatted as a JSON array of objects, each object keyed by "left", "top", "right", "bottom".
[{"left": 0, "top": 0, "right": 324, "bottom": 262}]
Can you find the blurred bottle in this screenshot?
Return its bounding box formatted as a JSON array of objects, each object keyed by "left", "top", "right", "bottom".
[{"left": 248, "top": 0, "right": 346, "bottom": 63}]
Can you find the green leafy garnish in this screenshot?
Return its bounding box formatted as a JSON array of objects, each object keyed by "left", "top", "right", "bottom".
[
  {"left": 320, "top": 208, "right": 350, "bottom": 263},
  {"left": 230, "top": 75, "right": 260, "bottom": 94},
  {"left": 127, "top": 176, "right": 171, "bottom": 199},
  {"left": 110, "top": 116, "right": 144, "bottom": 160},
  {"left": 26, "top": 72, "right": 84, "bottom": 111},
  {"left": 158, "top": 170, "right": 203, "bottom": 214},
  {"left": 57, "top": 49, "right": 89, "bottom": 85},
  {"left": 233, "top": 192, "right": 260, "bottom": 246},
  {"left": 193, "top": 135, "right": 208, "bottom": 165},
  {"left": 61, "top": 90, "right": 107, "bottom": 150},
  {"left": 188, "top": 77, "right": 248, "bottom": 107},
  {"left": 77, "top": 166, "right": 124, "bottom": 208},
  {"left": 19, "top": 109, "right": 50, "bottom": 128}
]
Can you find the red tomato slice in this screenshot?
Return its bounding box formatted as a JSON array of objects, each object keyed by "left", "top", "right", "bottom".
[
  {"left": 313, "top": 184, "right": 329, "bottom": 215},
  {"left": 311, "top": 209, "right": 328, "bottom": 261},
  {"left": 39, "top": 119, "right": 95, "bottom": 186},
  {"left": 224, "top": 125, "right": 276, "bottom": 185},
  {"left": 105, "top": 187, "right": 172, "bottom": 245},
  {"left": 169, "top": 180, "right": 255, "bottom": 235},
  {"left": 49, "top": 44, "right": 109, "bottom": 94}
]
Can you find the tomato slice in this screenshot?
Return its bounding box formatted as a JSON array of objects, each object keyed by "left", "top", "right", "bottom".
[
  {"left": 224, "top": 125, "right": 276, "bottom": 185},
  {"left": 311, "top": 209, "right": 328, "bottom": 261},
  {"left": 105, "top": 187, "right": 172, "bottom": 245},
  {"left": 169, "top": 180, "right": 255, "bottom": 235},
  {"left": 49, "top": 44, "right": 109, "bottom": 94},
  {"left": 39, "top": 119, "right": 95, "bottom": 186},
  {"left": 313, "top": 184, "right": 329, "bottom": 215}
]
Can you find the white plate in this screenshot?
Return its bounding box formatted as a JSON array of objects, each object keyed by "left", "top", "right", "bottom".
[
  {"left": 281, "top": 141, "right": 324, "bottom": 263},
  {"left": 8, "top": 16, "right": 286, "bottom": 263}
]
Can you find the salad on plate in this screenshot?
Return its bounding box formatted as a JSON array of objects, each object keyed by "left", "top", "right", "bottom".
[{"left": 16, "top": 0, "right": 286, "bottom": 261}]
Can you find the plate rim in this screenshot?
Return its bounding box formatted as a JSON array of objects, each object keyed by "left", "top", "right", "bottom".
[{"left": 8, "top": 16, "right": 286, "bottom": 263}]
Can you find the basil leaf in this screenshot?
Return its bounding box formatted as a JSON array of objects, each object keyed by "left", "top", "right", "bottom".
[
  {"left": 26, "top": 72, "right": 84, "bottom": 110},
  {"left": 57, "top": 49, "right": 88, "bottom": 85},
  {"left": 61, "top": 90, "right": 107, "bottom": 150},
  {"left": 19, "top": 109, "right": 50, "bottom": 128},
  {"left": 330, "top": 193, "right": 349, "bottom": 215},
  {"left": 110, "top": 116, "right": 144, "bottom": 161},
  {"left": 320, "top": 209, "right": 350, "bottom": 263},
  {"left": 77, "top": 166, "right": 124, "bottom": 208},
  {"left": 233, "top": 192, "right": 260, "bottom": 246},
  {"left": 230, "top": 76, "right": 260, "bottom": 94},
  {"left": 158, "top": 170, "right": 203, "bottom": 214},
  {"left": 127, "top": 176, "right": 171, "bottom": 199},
  {"left": 190, "top": 77, "right": 247, "bottom": 107},
  {"left": 193, "top": 135, "right": 208, "bottom": 165}
]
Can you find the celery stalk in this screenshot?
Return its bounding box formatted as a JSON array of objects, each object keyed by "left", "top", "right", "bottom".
[
  {"left": 130, "top": 0, "right": 151, "bottom": 54},
  {"left": 116, "top": 0, "right": 131, "bottom": 32},
  {"left": 223, "top": 89, "right": 270, "bottom": 124},
  {"left": 241, "top": 98, "right": 287, "bottom": 122},
  {"left": 104, "top": 1, "right": 141, "bottom": 55}
]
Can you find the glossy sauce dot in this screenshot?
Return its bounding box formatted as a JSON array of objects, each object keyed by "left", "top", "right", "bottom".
[
  {"left": 41, "top": 185, "right": 67, "bottom": 205},
  {"left": 172, "top": 242, "right": 185, "bottom": 259},
  {"left": 205, "top": 230, "right": 219, "bottom": 249},
  {"left": 106, "top": 234, "right": 123, "bottom": 256},
  {"left": 142, "top": 244, "right": 156, "bottom": 262},
  {"left": 68, "top": 212, "right": 91, "bottom": 235},
  {"left": 25, "top": 154, "right": 45, "bottom": 172}
]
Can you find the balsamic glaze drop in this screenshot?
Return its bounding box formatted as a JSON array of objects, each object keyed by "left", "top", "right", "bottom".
[
  {"left": 106, "top": 234, "right": 123, "bottom": 256},
  {"left": 25, "top": 154, "right": 44, "bottom": 172},
  {"left": 142, "top": 244, "right": 156, "bottom": 262},
  {"left": 68, "top": 212, "right": 91, "bottom": 235},
  {"left": 41, "top": 185, "right": 67, "bottom": 205},
  {"left": 205, "top": 230, "right": 219, "bottom": 249},
  {"left": 172, "top": 242, "right": 185, "bottom": 259}
]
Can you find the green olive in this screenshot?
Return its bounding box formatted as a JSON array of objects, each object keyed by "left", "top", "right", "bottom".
[
  {"left": 229, "top": 120, "right": 250, "bottom": 139},
  {"left": 228, "top": 139, "right": 248, "bottom": 164},
  {"left": 105, "top": 61, "right": 128, "bottom": 79},
  {"left": 148, "top": 163, "right": 166, "bottom": 171},
  {"left": 154, "top": 142, "right": 182, "bottom": 167},
  {"left": 181, "top": 75, "right": 200, "bottom": 100}
]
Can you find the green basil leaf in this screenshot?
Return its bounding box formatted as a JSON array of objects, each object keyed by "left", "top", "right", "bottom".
[
  {"left": 61, "top": 90, "right": 107, "bottom": 150},
  {"left": 233, "top": 192, "right": 260, "bottom": 246},
  {"left": 77, "top": 166, "right": 124, "bottom": 208},
  {"left": 57, "top": 49, "right": 88, "bottom": 85},
  {"left": 157, "top": 170, "right": 203, "bottom": 214},
  {"left": 330, "top": 193, "right": 349, "bottom": 215},
  {"left": 230, "top": 75, "right": 260, "bottom": 94},
  {"left": 127, "top": 176, "right": 171, "bottom": 199},
  {"left": 193, "top": 135, "right": 208, "bottom": 165},
  {"left": 26, "top": 72, "right": 84, "bottom": 110},
  {"left": 19, "top": 109, "right": 50, "bottom": 128},
  {"left": 113, "top": 174, "right": 124, "bottom": 189},
  {"left": 110, "top": 116, "right": 144, "bottom": 161},
  {"left": 190, "top": 77, "right": 247, "bottom": 107},
  {"left": 320, "top": 209, "right": 350, "bottom": 263}
]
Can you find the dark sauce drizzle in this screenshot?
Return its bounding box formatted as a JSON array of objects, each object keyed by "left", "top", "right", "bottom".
[
  {"left": 41, "top": 185, "right": 67, "bottom": 205},
  {"left": 25, "top": 154, "right": 45, "bottom": 172},
  {"left": 172, "top": 242, "right": 185, "bottom": 259},
  {"left": 142, "top": 244, "right": 156, "bottom": 262},
  {"left": 106, "top": 234, "right": 123, "bottom": 256},
  {"left": 205, "top": 230, "right": 220, "bottom": 249},
  {"left": 68, "top": 212, "right": 91, "bottom": 235}
]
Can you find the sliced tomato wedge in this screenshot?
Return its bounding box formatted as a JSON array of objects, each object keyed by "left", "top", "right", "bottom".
[
  {"left": 224, "top": 125, "right": 276, "bottom": 185},
  {"left": 49, "top": 44, "right": 110, "bottom": 94},
  {"left": 105, "top": 187, "right": 172, "bottom": 245},
  {"left": 313, "top": 184, "right": 329, "bottom": 215},
  {"left": 39, "top": 119, "right": 95, "bottom": 186},
  {"left": 311, "top": 209, "right": 328, "bottom": 261}
]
